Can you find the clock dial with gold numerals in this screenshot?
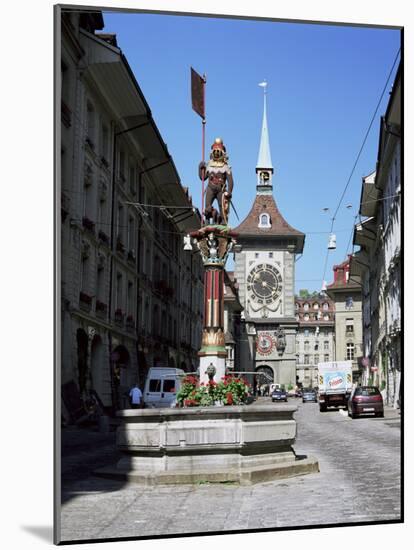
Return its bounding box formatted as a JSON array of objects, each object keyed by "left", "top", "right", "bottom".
[{"left": 247, "top": 263, "right": 283, "bottom": 305}]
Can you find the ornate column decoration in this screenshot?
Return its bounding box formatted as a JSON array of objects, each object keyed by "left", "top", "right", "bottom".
[{"left": 191, "top": 224, "right": 237, "bottom": 384}]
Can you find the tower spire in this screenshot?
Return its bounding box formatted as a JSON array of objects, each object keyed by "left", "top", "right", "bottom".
[{"left": 256, "top": 80, "right": 274, "bottom": 193}]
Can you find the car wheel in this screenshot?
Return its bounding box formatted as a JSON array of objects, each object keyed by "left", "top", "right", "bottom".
[{"left": 376, "top": 411, "right": 384, "bottom": 418}]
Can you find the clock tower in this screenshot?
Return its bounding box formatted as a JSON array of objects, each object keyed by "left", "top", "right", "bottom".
[{"left": 233, "top": 82, "right": 305, "bottom": 388}]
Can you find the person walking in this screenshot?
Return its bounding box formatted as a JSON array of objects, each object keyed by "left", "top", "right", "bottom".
[{"left": 129, "top": 383, "right": 143, "bottom": 409}]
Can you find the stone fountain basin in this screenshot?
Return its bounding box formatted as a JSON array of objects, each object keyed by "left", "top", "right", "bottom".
[{"left": 95, "top": 404, "right": 319, "bottom": 485}]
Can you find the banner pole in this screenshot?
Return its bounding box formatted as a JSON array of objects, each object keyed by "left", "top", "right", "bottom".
[{"left": 201, "top": 74, "right": 206, "bottom": 225}]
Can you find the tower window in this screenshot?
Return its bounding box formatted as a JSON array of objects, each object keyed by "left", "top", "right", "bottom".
[{"left": 258, "top": 213, "right": 271, "bottom": 228}]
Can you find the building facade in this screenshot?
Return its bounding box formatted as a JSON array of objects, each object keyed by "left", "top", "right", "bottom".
[
  {"left": 233, "top": 85, "right": 305, "bottom": 389},
  {"left": 351, "top": 64, "right": 401, "bottom": 407},
  {"left": 327, "top": 258, "right": 363, "bottom": 383},
  {"left": 295, "top": 295, "right": 335, "bottom": 388},
  {"left": 60, "top": 11, "right": 203, "bottom": 419}
]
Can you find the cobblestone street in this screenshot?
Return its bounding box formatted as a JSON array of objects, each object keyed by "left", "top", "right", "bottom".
[{"left": 60, "top": 400, "right": 401, "bottom": 543}]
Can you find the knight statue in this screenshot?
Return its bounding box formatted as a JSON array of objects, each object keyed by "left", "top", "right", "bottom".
[{"left": 199, "top": 138, "right": 234, "bottom": 225}]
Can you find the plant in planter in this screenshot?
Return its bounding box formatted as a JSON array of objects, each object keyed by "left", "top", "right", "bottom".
[{"left": 176, "top": 375, "right": 251, "bottom": 408}]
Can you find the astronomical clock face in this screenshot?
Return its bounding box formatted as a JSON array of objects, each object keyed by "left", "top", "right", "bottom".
[
  {"left": 256, "top": 332, "right": 275, "bottom": 355},
  {"left": 247, "top": 263, "right": 283, "bottom": 305}
]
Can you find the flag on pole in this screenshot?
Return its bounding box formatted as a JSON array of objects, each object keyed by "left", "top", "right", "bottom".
[{"left": 191, "top": 67, "right": 205, "bottom": 119}]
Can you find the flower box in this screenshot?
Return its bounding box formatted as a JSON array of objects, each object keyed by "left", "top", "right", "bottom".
[
  {"left": 116, "top": 239, "right": 125, "bottom": 254},
  {"left": 61, "top": 100, "right": 72, "bottom": 128},
  {"left": 85, "top": 136, "right": 95, "bottom": 149},
  {"left": 114, "top": 309, "right": 124, "bottom": 323},
  {"left": 96, "top": 300, "right": 107, "bottom": 314},
  {"left": 82, "top": 217, "right": 95, "bottom": 234},
  {"left": 79, "top": 291, "right": 92, "bottom": 305},
  {"left": 98, "top": 230, "right": 110, "bottom": 245}
]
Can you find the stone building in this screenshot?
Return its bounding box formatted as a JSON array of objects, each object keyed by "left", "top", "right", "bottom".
[
  {"left": 60, "top": 10, "right": 203, "bottom": 419},
  {"left": 224, "top": 272, "right": 243, "bottom": 374},
  {"left": 351, "top": 64, "right": 401, "bottom": 406},
  {"left": 327, "top": 257, "right": 363, "bottom": 383},
  {"left": 233, "top": 84, "right": 305, "bottom": 389},
  {"left": 295, "top": 295, "right": 335, "bottom": 388}
]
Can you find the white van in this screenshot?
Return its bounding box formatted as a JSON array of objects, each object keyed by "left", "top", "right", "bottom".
[{"left": 143, "top": 367, "right": 186, "bottom": 408}]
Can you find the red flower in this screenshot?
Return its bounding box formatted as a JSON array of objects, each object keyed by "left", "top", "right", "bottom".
[{"left": 226, "top": 392, "right": 234, "bottom": 405}]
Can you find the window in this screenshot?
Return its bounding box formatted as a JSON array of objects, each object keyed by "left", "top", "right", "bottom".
[
  {"left": 258, "top": 213, "right": 271, "bottom": 228},
  {"left": 116, "top": 273, "right": 123, "bottom": 310},
  {"left": 163, "top": 379, "right": 176, "bottom": 393},
  {"left": 86, "top": 102, "right": 95, "bottom": 145},
  {"left": 81, "top": 255, "right": 89, "bottom": 292},
  {"left": 97, "top": 266, "right": 104, "bottom": 302},
  {"left": 304, "top": 329, "right": 309, "bottom": 337},
  {"left": 304, "top": 314, "right": 309, "bottom": 321},
  {"left": 346, "top": 343, "right": 355, "bottom": 360},
  {"left": 313, "top": 303, "right": 319, "bottom": 310},
  {"left": 346, "top": 319, "right": 354, "bottom": 334},
  {"left": 149, "top": 379, "right": 161, "bottom": 392},
  {"left": 323, "top": 302, "right": 329, "bottom": 310},
  {"left": 117, "top": 203, "right": 124, "bottom": 242},
  {"left": 324, "top": 341, "right": 329, "bottom": 350},
  {"left": 314, "top": 342, "right": 319, "bottom": 351},
  {"left": 303, "top": 303, "right": 309, "bottom": 311},
  {"left": 314, "top": 355, "right": 319, "bottom": 364},
  {"left": 304, "top": 341, "right": 310, "bottom": 351},
  {"left": 128, "top": 216, "right": 135, "bottom": 251},
  {"left": 304, "top": 355, "right": 310, "bottom": 365},
  {"left": 324, "top": 314, "right": 330, "bottom": 321},
  {"left": 295, "top": 302, "right": 299, "bottom": 310},
  {"left": 101, "top": 124, "right": 109, "bottom": 161},
  {"left": 324, "top": 354, "right": 329, "bottom": 362},
  {"left": 345, "top": 296, "right": 354, "bottom": 310},
  {"left": 127, "top": 281, "right": 133, "bottom": 315}
]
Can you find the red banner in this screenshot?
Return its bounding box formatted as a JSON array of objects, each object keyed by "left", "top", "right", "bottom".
[{"left": 191, "top": 67, "right": 205, "bottom": 119}]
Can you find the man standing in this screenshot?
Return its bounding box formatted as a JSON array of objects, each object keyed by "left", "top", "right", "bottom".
[{"left": 129, "top": 383, "right": 143, "bottom": 409}]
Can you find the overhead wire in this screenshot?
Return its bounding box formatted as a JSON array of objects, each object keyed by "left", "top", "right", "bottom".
[{"left": 320, "top": 47, "right": 401, "bottom": 286}]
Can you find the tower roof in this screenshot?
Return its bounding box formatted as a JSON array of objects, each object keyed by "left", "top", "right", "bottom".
[
  {"left": 233, "top": 193, "right": 305, "bottom": 251},
  {"left": 256, "top": 81, "right": 273, "bottom": 170}
]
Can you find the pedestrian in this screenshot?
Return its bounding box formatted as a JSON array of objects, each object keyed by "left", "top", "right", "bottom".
[{"left": 129, "top": 383, "right": 143, "bottom": 409}]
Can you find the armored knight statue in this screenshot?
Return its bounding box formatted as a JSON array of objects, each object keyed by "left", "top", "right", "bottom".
[{"left": 199, "top": 138, "right": 234, "bottom": 225}]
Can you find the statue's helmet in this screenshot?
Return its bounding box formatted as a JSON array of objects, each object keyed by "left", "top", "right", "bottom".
[{"left": 211, "top": 137, "right": 226, "bottom": 152}]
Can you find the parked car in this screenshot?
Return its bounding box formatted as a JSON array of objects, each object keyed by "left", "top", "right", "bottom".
[
  {"left": 271, "top": 389, "right": 288, "bottom": 402},
  {"left": 348, "top": 386, "right": 384, "bottom": 418},
  {"left": 302, "top": 388, "right": 317, "bottom": 403},
  {"left": 295, "top": 388, "right": 303, "bottom": 398}
]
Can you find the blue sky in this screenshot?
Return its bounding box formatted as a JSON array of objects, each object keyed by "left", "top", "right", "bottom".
[{"left": 102, "top": 11, "right": 400, "bottom": 293}]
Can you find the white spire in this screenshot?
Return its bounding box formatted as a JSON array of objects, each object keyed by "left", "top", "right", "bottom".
[{"left": 256, "top": 80, "right": 273, "bottom": 169}]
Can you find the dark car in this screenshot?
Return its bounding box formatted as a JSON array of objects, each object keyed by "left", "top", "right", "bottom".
[
  {"left": 302, "top": 388, "right": 317, "bottom": 403},
  {"left": 271, "top": 389, "right": 288, "bottom": 402},
  {"left": 348, "top": 386, "right": 384, "bottom": 418}
]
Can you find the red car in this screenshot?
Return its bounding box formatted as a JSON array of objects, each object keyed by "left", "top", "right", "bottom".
[{"left": 348, "top": 386, "right": 384, "bottom": 418}]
